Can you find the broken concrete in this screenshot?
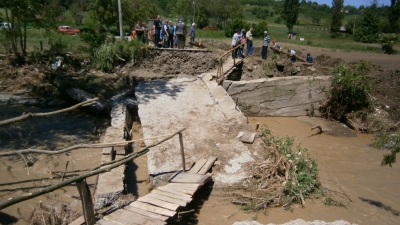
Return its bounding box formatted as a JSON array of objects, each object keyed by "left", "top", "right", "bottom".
[
  {"left": 94, "top": 94, "right": 137, "bottom": 210},
  {"left": 135, "top": 76, "right": 255, "bottom": 185},
  {"left": 224, "top": 76, "right": 331, "bottom": 117}
]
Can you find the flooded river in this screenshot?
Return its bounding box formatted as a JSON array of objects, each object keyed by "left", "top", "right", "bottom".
[
  {"left": 0, "top": 105, "right": 109, "bottom": 224},
  {"left": 194, "top": 117, "right": 400, "bottom": 225},
  {"left": 1, "top": 106, "right": 399, "bottom": 225}
]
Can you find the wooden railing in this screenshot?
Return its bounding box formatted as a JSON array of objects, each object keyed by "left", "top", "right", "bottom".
[{"left": 216, "top": 43, "right": 244, "bottom": 80}]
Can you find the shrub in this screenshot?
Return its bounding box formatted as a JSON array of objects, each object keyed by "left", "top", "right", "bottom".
[
  {"left": 380, "top": 33, "right": 398, "bottom": 54},
  {"left": 93, "top": 39, "right": 148, "bottom": 72},
  {"left": 224, "top": 18, "right": 250, "bottom": 38},
  {"left": 320, "top": 61, "right": 372, "bottom": 120},
  {"left": 261, "top": 129, "right": 320, "bottom": 206}
]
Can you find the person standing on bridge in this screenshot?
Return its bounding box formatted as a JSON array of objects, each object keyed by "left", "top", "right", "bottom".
[
  {"left": 189, "top": 23, "right": 196, "bottom": 48},
  {"left": 175, "top": 19, "right": 186, "bottom": 49},
  {"left": 261, "top": 31, "right": 270, "bottom": 60},
  {"left": 246, "top": 28, "right": 254, "bottom": 56},
  {"left": 153, "top": 15, "right": 162, "bottom": 48}
]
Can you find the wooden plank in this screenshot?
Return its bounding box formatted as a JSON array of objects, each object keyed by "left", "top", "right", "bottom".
[
  {"left": 158, "top": 186, "right": 196, "bottom": 196},
  {"left": 137, "top": 196, "right": 180, "bottom": 211},
  {"left": 148, "top": 193, "right": 187, "bottom": 207},
  {"left": 96, "top": 219, "right": 121, "bottom": 225},
  {"left": 197, "top": 156, "right": 218, "bottom": 175},
  {"left": 159, "top": 187, "right": 197, "bottom": 195},
  {"left": 130, "top": 201, "right": 176, "bottom": 217},
  {"left": 104, "top": 209, "right": 165, "bottom": 225},
  {"left": 124, "top": 205, "right": 169, "bottom": 222},
  {"left": 151, "top": 189, "right": 192, "bottom": 202},
  {"left": 187, "top": 158, "right": 207, "bottom": 174},
  {"left": 69, "top": 216, "right": 85, "bottom": 225},
  {"left": 164, "top": 183, "right": 201, "bottom": 189},
  {"left": 169, "top": 172, "right": 211, "bottom": 184}
]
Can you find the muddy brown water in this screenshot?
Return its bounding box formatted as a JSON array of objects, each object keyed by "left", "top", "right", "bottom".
[
  {"left": 2, "top": 106, "right": 400, "bottom": 225},
  {"left": 0, "top": 105, "right": 109, "bottom": 224},
  {"left": 192, "top": 117, "right": 400, "bottom": 225}
]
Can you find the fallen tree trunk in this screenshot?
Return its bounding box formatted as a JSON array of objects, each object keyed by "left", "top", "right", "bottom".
[
  {"left": 189, "top": 41, "right": 207, "bottom": 49},
  {"left": 270, "top": 46, "right": 306, "bottom": 62},
  {"left": 52, "top": 76, "right": 105, "bottom": 112},
  {"left": 0, "top": 127, "right": 186, "bottom": 210},
  {"left": 0, "top": 98, "right": 98, "bottom": 126}
]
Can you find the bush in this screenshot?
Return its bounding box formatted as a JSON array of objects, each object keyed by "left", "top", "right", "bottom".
[
  {"left": 380, "top": 33, "right": 398, "bottom": 54},
  {"left": 320, "top": 61, "right": 372, "bottom": 120},
  {"left": 274, "top": 17, "right": 283, "bottom": 24},
  {"left": 261, "top": 129, "right": 320, "bottom": 206},
  {"left": 80, "top": 28, "right": 108, "bottom": 53},
  {"left": 254, "top": 20, "right": 269, "bottom": 38},
  {"left": 93, "top": 39, "right": 148, "bottom": 72},
  {"left": 224, "top": 18, "right": 250, "bottom": 38}
]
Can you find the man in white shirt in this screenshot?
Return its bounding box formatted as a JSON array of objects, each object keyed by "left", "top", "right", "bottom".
[{"left": 246, "top": 28, "right": 254, "bottom": 56}]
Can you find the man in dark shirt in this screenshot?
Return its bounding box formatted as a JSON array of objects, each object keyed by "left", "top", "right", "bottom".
[{"left": 153, "top": 15, "right": 162, "bottom": 48}]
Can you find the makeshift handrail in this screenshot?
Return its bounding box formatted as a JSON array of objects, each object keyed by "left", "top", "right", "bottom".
[{"left": 216, "top": 43, "right": 244, "bottom": 80}]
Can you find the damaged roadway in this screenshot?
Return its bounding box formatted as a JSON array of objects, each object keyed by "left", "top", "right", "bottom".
[{"left": 135, "top": 73, "right": 259, "bottom": 185}]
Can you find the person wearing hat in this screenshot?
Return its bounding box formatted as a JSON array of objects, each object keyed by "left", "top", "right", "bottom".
[
  {"left": 261, "top": 30, "right": 270, "bottom": 60},
  {"left": 189, "top": 23, "right": 196, "bottom": 48},
  {"left": 272, "top": 40, "right": 281, "bottom": 50}
]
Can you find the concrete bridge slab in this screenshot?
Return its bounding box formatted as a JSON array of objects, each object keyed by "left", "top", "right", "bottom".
[{"left": 136, "top": 77, "right": 254, "bottom": 185}]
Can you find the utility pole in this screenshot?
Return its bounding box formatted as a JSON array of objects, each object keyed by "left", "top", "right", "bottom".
[
  {"left": 118, "top": 0, "right": 123, "bottom": 38},
  {"left": 193, "top": 0, "right": 196, "bottom": 24}
]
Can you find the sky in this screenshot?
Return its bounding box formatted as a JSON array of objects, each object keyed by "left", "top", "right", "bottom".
[{"left": 314, "top": 0, "right": 391, "bottom": 8}]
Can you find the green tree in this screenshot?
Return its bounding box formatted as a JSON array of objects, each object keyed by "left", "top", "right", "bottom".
[
  {"left": 2, "top": 0, "right": 45, "bottom": 56},
  {"left": 388, "top": 0, "right": 400, "bottom": 33},
  {"left": 88, "top": 0, "right": 118, "bottom": 31},
  {"left": 122, "top": 0, "right": 156, "bottom": 29},
  {"left": 280, "top": 0, "right": 300, "bottom": 32},
  {"left": 196, "top": 5, "right": 210, "bottom": 28},
  {"left": 353, "top": 3, "right": 380, "bottom": 43},
  {"left": 254, "top": 20, "right": 269, "bottom": 38},
  {"left": 207, "top": 0, "right": 243, "bottom": 28},
  {"left": 172, "top": 0, "right": 193, "bottom": 23},
  {"left": 224, "top": 18, "right": 249, "bottom": 38},
  {"left": 331, "top": 0, "right": 344, "bottom": 33}
]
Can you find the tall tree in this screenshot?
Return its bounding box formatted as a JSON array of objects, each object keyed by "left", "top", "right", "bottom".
[
  {"left": 122, "top": 0, "right": 156, "bottom": 29},
  {"left": 331, "top": 0, "right": 344, "bottom": 33},
  {"left": 88, "top": 0, "right": 118, "bottom": 31},
  {"left": 2, "top": 0, "right": 44, "bottom": 56},
  {"left": 353, "top": 2, "right": 380, "bottom": 43},
  {"left": 207, "top": 0, "right": 243, "bottom": 28},
  {"left": 280, "top": 0, "right": 300, "bottom": 32},
  {"left": 388, "top": 0, "right": 400, "bottom": 33}
]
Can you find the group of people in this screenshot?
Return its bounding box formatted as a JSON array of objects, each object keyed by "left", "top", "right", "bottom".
[
  {"left": 230, "top": 29, "right": 314, "bottom": 63},
  {"left": 132, "top": 15, "right": 196, "bottom": 49}
]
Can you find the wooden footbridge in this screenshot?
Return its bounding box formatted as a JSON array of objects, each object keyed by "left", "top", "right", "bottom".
[{"left": 94, "top": 156, "right": 218, "bottom": 225}]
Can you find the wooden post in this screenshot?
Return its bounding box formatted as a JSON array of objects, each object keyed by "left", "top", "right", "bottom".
[
  {"left": 76, "top": 179, "right": 95, "bottom": 225},
  {"left": 110, "top": 147, "right": 116, "bottom": 161},
  {"left": 40, "top": 41, "right": 43, "bottom": 51},
  {"left": 61, "top": 161, "right": 69, "bottom": 181},
  {"left": 179, "top": 133, "right": 186, "bottom": 172}
]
